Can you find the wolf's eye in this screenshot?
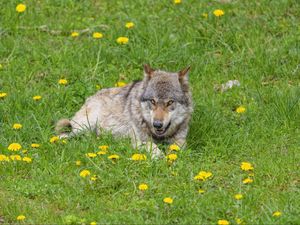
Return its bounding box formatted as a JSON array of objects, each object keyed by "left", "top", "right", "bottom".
[
  {"left": 150, "top": 99, "right": 156, "bottom": 105},
  {"left": 167, "top": 100, "right": 174, "bottom": 106}
]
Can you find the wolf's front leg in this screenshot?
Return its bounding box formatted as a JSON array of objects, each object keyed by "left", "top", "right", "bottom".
[{"left": 134, "top": 140, "right": 163, "bottom": 159}]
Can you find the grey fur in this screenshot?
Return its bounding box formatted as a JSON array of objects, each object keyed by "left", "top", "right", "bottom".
[{"left": 56, "top": 65, "right": 193, "bottom": 158}]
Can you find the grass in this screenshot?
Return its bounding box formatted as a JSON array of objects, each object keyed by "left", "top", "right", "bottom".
[{"left": 0, "top": 0, "right": 300, "bottom": 224}]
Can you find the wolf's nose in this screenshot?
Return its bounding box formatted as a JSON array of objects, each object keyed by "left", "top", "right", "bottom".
[{"left": 153, "top": 120, "right": 163, "bottom": 129}]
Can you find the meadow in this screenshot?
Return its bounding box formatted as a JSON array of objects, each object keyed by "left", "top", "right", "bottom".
[{"left": 0, "top": 0, "right": 300, "bottom": 224}]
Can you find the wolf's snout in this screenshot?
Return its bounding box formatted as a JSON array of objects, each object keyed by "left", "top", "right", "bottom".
[{"left": 153, "top": 120, "right": 163, "bottom": 129}]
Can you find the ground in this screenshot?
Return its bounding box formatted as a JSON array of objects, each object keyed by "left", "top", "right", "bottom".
[{"left": 0, "top": 0, "right": 300, "bottom": 224}]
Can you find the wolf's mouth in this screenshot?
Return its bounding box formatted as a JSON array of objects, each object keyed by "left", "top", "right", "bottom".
[{"left": 154, "top": 122, "right": 171, "bottom": 136}]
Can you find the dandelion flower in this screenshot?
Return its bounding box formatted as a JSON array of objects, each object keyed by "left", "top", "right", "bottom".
[
  {"left": 80, "top": 169, "right": 91, "bottom": 178},
  {"left": 98, "top": 145, "right": 109, "bottom": 151},
  {"left": 198, "top": 189, "right": 205, "bottom": 194},
  {"left": 236, "top": 106, "right": 246, "bottom": 114},
  {"left": 90, "top": 175, "right": 97, "bottom": 181},
  {"left": 234, "top": 194, "right": 243, "bottom": 200},
  {"left": 13, "top": 123, "right": 22, "bottom": 130},
  {"left": 31, "top": 143, "right": 40, "bottom": 148},
  {"left": 0, "top": 64, "right": 2, "bottom": 69},
  {"left": 33, "top": 95, "right": 42, "bottom": 101},
  {"left": 115, "top": 81, "right": 127, "bottom": 87},
  {"left": 8, "top": 143, "right": 22, "bottom": 151},
  {"left": 169, "top": 144, "right": 180, "bottom": 151},
  {"left": 163, "top": 197, "right": 173, "bottom": 204},
  {"left": 194, "top": 171, "right": 213, "bottom": 181},
  {"left": 90, "top": 222, "right": 97, "bottom": 225},
  {"left": 218, "top": 219, "right": 229, "bottom": 225},
  {"left": 58, "top": 79, "right": 68, "bottom": 85},
  {"left": 0, "top": 92, "right": 7, "bottom": 99},
  {"left": 16, "top": 4, "right": 26, "bottom": 13},
  {"left": 125, "top": 22, "right": 135, "bottom": 29},
  {"left": 116, "top": 37, "right": 129, "bottom": 44},
  {"left": 242, "top": 177, "right": 253, "bottom": 184},
  {"left": 272, "top": 211, "right": 282, "bottom": 217},
  {"left": 138, "top": 183, "right": 148, "bottom": 191},
  {"left": 86, "top": 153, "right": 97, "bottom": 158},
  {"left": 132, "top": 153, "right": 147, "bottom": 161},
  {"left": 16, "top": 215, "right": 26, "bottom": 220},
  {"left": 97, "top": 150, "right": 107, "bottom": 155},
  {"left": 71, "top": 32, "right": 79, "bottom": 37},
  {"left": 75, "top": 160, "right": 81, "bottom": 166},
  {"left": 49, "top": 136, "right": 59, "bottom": 143},
  {"left": 96, "top": 84, "right": 101, "bottom": 90},
  {"left": 10, "top": 155, "right": 22, "bottom": 161},
  {"left": 0, "top": 155, "right": 10, "bottom": 162},
  {"left": 93, "top": 32, "right": 103, "bottom": 39},
  {"left": 174, "top": 0, "right": 182, "bottom": 4},
  {"left": 166, "top": 154, "right": 178, "bottom": 161},
  {"left": 235, "top": 218, "right": 243, "bottom": 224},
  {"left": 240, "top": 162, "right": 254, "bottom": 171},
  {"left": 22, "top": 157, "right": 32, "bottom": 163},
  {"left": 108, "top": 154, "right": 120, "bottom": 160},
  {"left": 213, "top": 9, "right": 225, "bottom": 17}
]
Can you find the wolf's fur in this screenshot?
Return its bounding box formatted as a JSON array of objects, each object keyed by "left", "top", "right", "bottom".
[{"left": 56, "top": 65, "right": 193, "bottom": 158}]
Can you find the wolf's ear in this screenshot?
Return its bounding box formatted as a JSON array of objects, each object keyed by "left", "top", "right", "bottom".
[
  {"left": 144, "top": 64, "right": 155, "bottom": 78},
  {"left": 178, "top": 66, "right": 190, "bottom": 81}
]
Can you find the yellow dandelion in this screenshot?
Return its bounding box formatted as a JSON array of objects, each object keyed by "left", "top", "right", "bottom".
[
  {"left": 90, "top": 222, "right": 97, "bottom": 225},
  {"left": 33, "top": 95, "right": 42, "bottom": 101},
  {"left": 240, "top": 162, "right": 254, "bottom": 171},
  {"left": 108, "top": 154, "right": 120, "bottom": 160},
  {"left": 174, "top": 0, "right": 181, "bottom": 4},
  {"left": 202, "top": 13, "right": 208, "bottom": 18},
  {"left": 86, "top": 153, "right": 97, "bottom": 158},
  {"left": 198, "top": 189, "right": 205, "bottom": 194},
  {"left": 13, "top": 123, "right": 22, "bottom": 130},
  {"left": 10, "top": 155, "right": 22, "bottom": 161},
  {"left": 31, "top": 143, "right": 40, "bottom": 148},
  {"left": 234, "top": 194, "right": 243, "bottom": 200},
  {"left": 8, "top": 143, "right": 22, "bottom": 151},
  {"left": 0, "top": 92, "right": 8, "bottom": 99},
  {"left": 75, "top": 160, "right": 81, "bottom": 166},
  {"left": 236, "top": 106, "right": 246, "bottom": 114},
  {"left": 0, "top": 154, "right": 9, "bottom": 162},
  {"left": 163, "top": 197, "right": 173, "bottom": 204},
  {"left": 272, "top": 211, "right": 282, "bottom": 217},
  {"left": 61, "top": 139, "right": 67, "bottom": 144},
  {"left": 96, "top": 84, "right": 101, "bottom": 90},
  {"left": 16, "top": 215, "right": 26, "bottom": 221},
  {"left": 0, "top": 64, "right": 2, "bottom": 69},
  {"left": 116, "top": 37, "right": 129, "bottom": 44},
  {"left": 97, "top": 150, "right": 107, "bottom": 155},
  {"left": 115, "top": 81, "right": 127, "bottom": 87},
  {"left": 58, "top": 79, "right": 68, "bottom": 85},
  {"left": 93, "top": 32, "right": 103, "bottom": 39},
  {"left": 22, "top": 157, "right": 32, "bottom": 163},
  {"left": 242, "top": 177, "right": 253, "bottom": 184},
  {"left": 131, "top": 153, "right": 147, "bottom": 161},
  {"left": 125, "top": 22, "right": 135, "bottom": 29},
  {"left": 16, "top": 4, "right": 26, "bottom": 13},
  {"left": 80, "top": 169, "right": 91, "bottom": 178},
  {"left": 49, "top": 136, "right": 59, "bottom": 143},
  {"left": 90, "top": 175, "right": 97, "bottom": 181},
  {"left": 138, "top": 183, "right": 148, "bottom": 191},
  {"left": 218, "top": 219, "right": 229, "bottom": 225},
  {"left": 194, "top": 171, "right": 213, "bottom": 181},
  {"left": 166, "top": 154, "right": 178, "bottom": 161},
  {"left": 71, "top": 32, "right": 79, "bottom": 37},
  {"left": 213, "top": 9, "right": 225, "bottom": 17},
  {"left": 169, "top": 144, "right": 180, "bottom": 151},
  {"left": 98, "top": 145, "right": 109, "bottom": 151}
]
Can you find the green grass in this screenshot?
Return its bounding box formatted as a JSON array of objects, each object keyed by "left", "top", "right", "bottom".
[{"left": 1, "top": 0, "right": 300, "bottom": 224}]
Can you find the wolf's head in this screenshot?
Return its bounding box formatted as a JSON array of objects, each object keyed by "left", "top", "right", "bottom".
[{"left": 140, "top": 64, "right": 193, "bottom": 139}]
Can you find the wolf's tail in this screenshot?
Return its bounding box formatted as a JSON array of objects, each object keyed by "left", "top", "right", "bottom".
[{"left": 55, "top": 118, "right": 72, "bottom": 134}]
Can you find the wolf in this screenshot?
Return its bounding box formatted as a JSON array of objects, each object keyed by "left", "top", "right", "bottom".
[{"left": 56, "top": 64, "right": 193, "bottom": 158}]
